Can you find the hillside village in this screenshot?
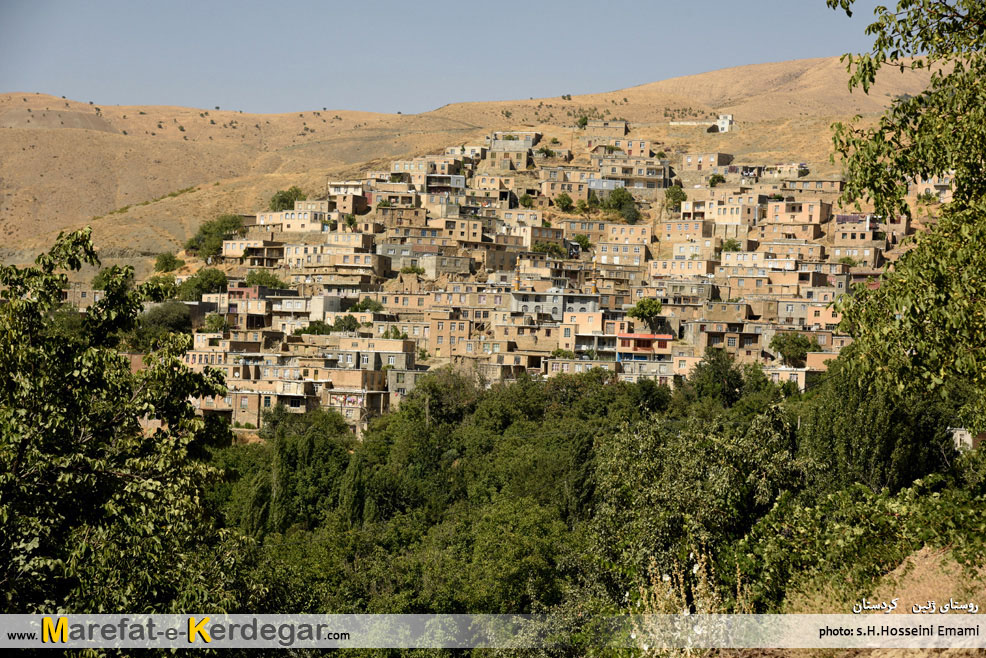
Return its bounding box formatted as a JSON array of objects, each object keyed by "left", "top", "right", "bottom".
[{"left": 61, "top": 117, "right": 952, "bottom": 436}]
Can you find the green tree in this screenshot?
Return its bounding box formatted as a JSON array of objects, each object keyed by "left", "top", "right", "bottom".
[
  {"left": 825, "top": 0, "right": 986, "bottom": 428},
  {"left": 154, "top": 252, "right": 185, "bottom": 272},
  {"left": 576, "top": 199, "right": 589, "bottom": 215},
  {"left": 551, "top": 348, "right": 576, "bottom": 359},
  {"left": 131, "top": 300, "right": 192, "bottom": 351},
  {"left": 382, "top": 326, "right": 408, "bottom": 339},
  {"left": 604, "top": 186, "right": 634, "bottom": 211},
  {"left": 244, "top": 269, "right": 289, "bottom": 289},
  {"left": 576, "top": 115, "right": 588, "bottom": 129},
  {"left": 709, "top": 173, "right": 726, "bottom": 187},
  {"left": 293, "top": 320, "right": 332, "bottom": 336},
  {"left": 519, "top": 194, "right": 534, "bottom": 208},
  {"left": 178, "top": 268, "right": 228, "bottom": 301},
  {"left": 721, "top": 238, "right": 742, "bottom": 252},
  {"left": 268, "top": 186, "right": 307, "bottom": 212},
  {"left": 554, "top": 193, "right": 574, "bottom": 212},
  {"left": 332, "top": 315, "right": 360, "bottom": 332},
  {"left": 92, "top": 266, "right": 133, "bottom": 290},
  {"left": 202, "top": 312, "right": 228, "bottom": 333},
  {"left": 0, "top": 229, "right": 242, "bottom": 613},
  {"left": 769, "top": 332, "right": 821, "bottom": 367},
  {"left": 688, "top": 347, "right": 745, "bottom": 407},
  {"left": 573, "top": 234, "right": 592, "bottom": 252},
  {"left": 184, "top": 214, "right": 244, "bottom": 258},
  {"left": 796, "top": 357, "right": 956, "bottom": 497},
  {"left": 532, "top": 241, "right": 567, "bottom": 258},
  {"left": 144, "top": 273, "right": 178, "bottom": 299},
  {"left": 665, "top": 185, "right": 687, "bottom": 212},
  {"left": 400, "top": 265, "right": 425, "bottom": 275},
  {"left": 351, "top": 297, "right": 384, "bottom": 313},
  {"left": 587, "top": 189, "right": 600, "bottom": 210},
  {"left": 627, "top": 297, "right": 663, "bottom": 333}
]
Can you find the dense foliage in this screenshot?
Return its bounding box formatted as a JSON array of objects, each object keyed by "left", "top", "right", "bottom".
[
  {"left": 184, "top": 214, "right": 245, "bottom": 258},
  {"left": 268, "top": 186, "right": 307, "bottom": 212},
  {"left": 827, "top": 0, "right": 986, "bottom": 430},
  {"left": 178, "top": 267, "right": 228, "bottom": 301},
  {"left": 244, "top": 269, "right": 289, "bottom": 289},
  {"left": 154, "top": 252, "right": 185, "bottom": 272},
  {"left": 0, "top": 230, "right": 246, "bottom": 613}
]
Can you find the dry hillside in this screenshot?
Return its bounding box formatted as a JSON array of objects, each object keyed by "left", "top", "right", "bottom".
[{"left": 0, "top": 56, "right": 932, "bottom": 272}]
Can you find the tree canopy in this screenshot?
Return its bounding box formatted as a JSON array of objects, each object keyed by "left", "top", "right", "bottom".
[
  {"left": 627, "top": 297, "right": 663, "bottom": 332},
  {"left": 665, "top": 185, "right": 687, "bottom": 212},
  {"left": 154, "top": 252, "right": 185, "bottom": 273},
  {"left": 178, "top": 268, "right": 228, "bottom": 301},
  {"left": 0, "top": 229, "right": 242, "bottom": 613},
  {"left": 244, "top": 269, "right": 289, "bottom": 289},
  {"left": 350, "top": 297, "right": 384, "bottom": 313},
  {"left": 268, "top": 186, "right": 307, "bottom": 212},
  {"left": 183, "top": 214, "right": 244, "bottom": 258},
  {"left": 554, "top": 192, "right": 574, "bottom": 212},
  {"left": 770, "top": 332, "right": 821, "bottom": 367},
  {"left": 825, "top": 0, "right": 986, "bottom": 429}
]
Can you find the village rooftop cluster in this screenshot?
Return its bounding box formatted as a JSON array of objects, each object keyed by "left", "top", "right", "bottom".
[{"left": 62, "top": 118, "right": 953, "bottom": 435}]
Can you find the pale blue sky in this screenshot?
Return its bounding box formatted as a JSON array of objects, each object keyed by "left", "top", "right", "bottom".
[{"left": 0, "top": 0, "right": 880, "bottom": 114}]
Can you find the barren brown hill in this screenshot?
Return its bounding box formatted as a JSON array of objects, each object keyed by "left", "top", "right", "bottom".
[{"left": 0, "top": 56, "right": 931, "bottom": 273}]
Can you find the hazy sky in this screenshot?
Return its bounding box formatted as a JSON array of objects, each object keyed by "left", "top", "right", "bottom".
[{"left": 0, "top": 0, "right": 881, "bottom": 115}]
